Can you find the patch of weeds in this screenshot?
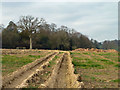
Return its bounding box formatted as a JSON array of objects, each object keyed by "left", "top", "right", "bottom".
[
  {"left": 49, "top": 61, "right": 56, "bottom": 66},
  {"left": 70, "top": 52, "right": 81, "bottom": 55},
  {"left": 118, "top": 60, "right": 120, "bottom": 62},
  {"left": 85, "top": 58, "right": 91, "bottom": 61},
  {"left": 70, "top": 52, "right": 73, "bottom": 55},
  {"left": 114, "top": 64, "right": 120, "bottom": 68},
  {"left": 48, "top": 64, "right": 51, "bottom": 67},
  {"left": 96, "top": 58, "right": 114, "bottom": 65},
  {"left": 38, "top": 51, "right": 41, "bottom": 53},
  {"left": 110, "top": 79, "right": 120, "bottom": 83},
  {"left": 59, "top": 52, "right": 64, "bottom": 54},
  {"left": 74, "top": 67, "right": 78, "bottom": 74},
  {"left": 104, "top": 86, "right": 107, "bottom": 88},
  {"left": 90, "top": 64, "right": 102, "bottom": 68},
  {"left": 83, "top": 52, "right": 89, "bottom": 55},
  {"left": 72, "top": 60, "right": 104, "bottom": 69},
  {"left": 98, "top": 53, "right": 113, "bottom": 56},
  {"left": 72, "top": 57, "right": 83, "bottom": 60},
  {"left": 90, "top": 77, "right": 96, "bottom": 80},
  {"left": 94, "top": 72, "right": 102, "bottom": 75},
  {"left": 83, "top": 75, "right": 89, "bottom": 78},
  {"left": 72, "top": 61, "right": 86, "bottom": 66},
  {"left": 54, "top": 55, "right": 59, "bottom": 59},
  {"left": 27, "top": 84, "right": 39, "bottom": 88},
  {"left": 92, "top": 52, "right": 96, "bottom": 55},
  {"left": 28, "top": 55, "right": 41, "bottom": 58}
]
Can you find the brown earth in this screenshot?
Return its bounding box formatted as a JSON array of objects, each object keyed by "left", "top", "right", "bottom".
[
  {"left": 2, "top": 51, "right": 83, "bottom": 88},
  {"left": 2, "top": 49, "right": 118, "bottom": 88},
  {"left": 73, "top": 48, "right": 117, "bottom": 53}
]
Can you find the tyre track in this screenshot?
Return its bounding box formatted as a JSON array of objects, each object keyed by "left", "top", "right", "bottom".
[
  {"left": 2, "top": 52, "right": 58, "bottom": 88},
  {"left": 41, "top": 52, "right": 84, "bottom": 88}
]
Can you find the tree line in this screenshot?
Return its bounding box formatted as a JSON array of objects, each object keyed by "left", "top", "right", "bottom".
[{"left": 1, "top": 15, "right": 119, "bottom": 50}]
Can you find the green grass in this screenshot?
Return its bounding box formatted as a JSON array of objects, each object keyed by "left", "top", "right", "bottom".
[
  {"left": 59, "top": 52, "right": 64, "bottom": 54},
  {"left": 71, "top": 51, "right": 118, "bottom": 88},
  {"left": 72, "top": 61, "right": 104, "bottom": 69},
  {"left": 28, "top": 55, "right": 41, "bottom": 58},
  {"left": 95, "top": 58, "right": 114, "bottom": 65},
  {"left": 110, "top": 79, "right": 120, "bottom": 83},
  {"left": 82, "top": 52, "right": 90, "bottom": 55},
  {"left": 48, "top": 55, "right": 59, "bottom": 67},
  {"left": 114, "top": 64, "right": 120, "bottom": 68},
  {"left": 94, "top": 72, "right": 102, "bottom": 75},
  {"left": 90, "top": 77, "right": 96, "bottom": 80},
  {"left": 74, "top": 67, "right": 78, "bottom": 74},
  {"left": 2, "top": 55, "right": 42, "bottom": 76}
]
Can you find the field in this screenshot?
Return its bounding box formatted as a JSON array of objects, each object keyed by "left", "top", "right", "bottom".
[
  {"left": 1, "top": 49, "right": 119, "bottom": 88},
  {"left": 70, "top": 50, "right": 118, "bottom": 88}
]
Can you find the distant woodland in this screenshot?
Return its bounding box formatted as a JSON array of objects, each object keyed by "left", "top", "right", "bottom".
[{"left": 0, "top": 16, "right": 119, "bottom": 50}]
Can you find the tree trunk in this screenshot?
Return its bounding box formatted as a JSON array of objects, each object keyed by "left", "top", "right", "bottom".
[{"left": 30, "top": 37, "right": 32, "bottom": 49}]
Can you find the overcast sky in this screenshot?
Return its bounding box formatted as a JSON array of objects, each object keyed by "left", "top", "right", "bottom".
[{"left": 1, "top": 2, "right": 118, "bottom": 42}]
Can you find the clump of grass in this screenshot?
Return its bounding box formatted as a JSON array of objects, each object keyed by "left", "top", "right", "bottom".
[
  {"left": 96, "top": 58, "right": 114, "bottom": 65},
  {"left": 72, "top": 57, "right": 83, "bottom": 61},
  {"left": 110, "top": 79, "right": 120, "bottom": 83},
  {"left": 90, "top": 77, "right": 96, "bottom": 80},
  {"left": 49, "top": 61, "right": 56, "bottom": 66},
  {"left": 74, "top": 67, "right": 78, "bottom": 74},
  {"left": 98, "top": 53, "right": 113, "bottom": 56},
  {"left": 28, "top": 55, "right": 41, "bottom": 58},
  {"left": 59, "top": 52, "right": 64, "bottom": 54},
  {"left": 27, "top": 84, "right": 39, "bottom": 88},
  {"left": 94, "top": 72, "right": 102, "bottom": 75},
  {"left": 38, "top": 51, "right": 41, "bottom": 53},
  {"left": 114, "top": 64, "right": 120, "bottom": 68},
  {"left": 83, "top": 52, "right": 89, "bottom": 55},
  {"left": 72, "top": 61, "right": 104, "bottom": 69}
]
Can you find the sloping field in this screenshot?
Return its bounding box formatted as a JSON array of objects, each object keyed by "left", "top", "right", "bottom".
[{"left": 70, "top": 50, "right": 118, "bottom": 88}]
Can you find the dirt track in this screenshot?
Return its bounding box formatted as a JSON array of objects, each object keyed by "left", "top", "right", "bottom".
[
  {"left": 53, "top": 53, "right": 75, "bottom": 88},
  {"left": 2, "top": 51, "right": 83, "bottom": 88},
  {"left": 39, "top": 52, "right": 83, "bottom": 88}
]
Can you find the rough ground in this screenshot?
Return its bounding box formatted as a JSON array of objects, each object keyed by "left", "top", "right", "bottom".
[
  {"left": 2, "top": 52, "right": 58, "bottom": 88},
  {"left": 2, "top": 49, "right": 118, "bottom": 88},
  {"left": 2, "top": 50, "right": 82, "bottom": 88},
  {"left": 70, "top": 50, "right": 118, "bottom": 88}
]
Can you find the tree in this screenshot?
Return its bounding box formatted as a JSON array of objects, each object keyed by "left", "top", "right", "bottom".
[
  {"left": 18, "top": 15, "right": 41, "bottom": 49},
  {"left": 2, "top": 21, "right": 20, "bottom": 48}
]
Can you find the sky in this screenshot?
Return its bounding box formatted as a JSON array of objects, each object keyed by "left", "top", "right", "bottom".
[{"left": 1, "top": 2, "right": 118, "bottom": 42}]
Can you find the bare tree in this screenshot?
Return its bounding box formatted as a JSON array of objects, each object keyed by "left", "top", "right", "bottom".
[{"left": 18, "top": 15, "right": 40, "bottom": 49}]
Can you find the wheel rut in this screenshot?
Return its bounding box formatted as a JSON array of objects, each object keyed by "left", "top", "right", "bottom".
[
  {"left": 44, "top": 52, "right": 83, "bottom": 88},
  {"left": 2, "top": 52, "right": 58, "bottom": 88}
]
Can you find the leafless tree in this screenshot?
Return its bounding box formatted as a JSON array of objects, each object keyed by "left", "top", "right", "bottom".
[{"left": 18, "top": 15, "right": 41, "bottom": 49}]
